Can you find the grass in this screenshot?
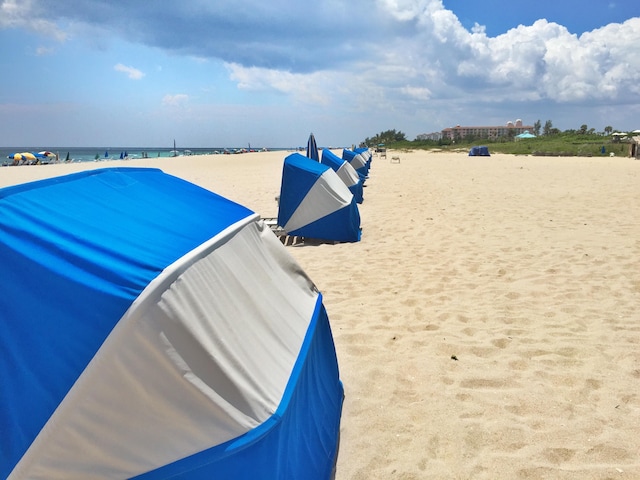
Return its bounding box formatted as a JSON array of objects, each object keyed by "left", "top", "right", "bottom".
[{"left": 385, "top": 134, "right": 633, "bottom": 157}]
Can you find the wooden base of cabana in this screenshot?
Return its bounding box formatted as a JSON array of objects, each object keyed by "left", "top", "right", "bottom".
[{"left": 262, "top": 218, "right": 305, "bottom": 246}]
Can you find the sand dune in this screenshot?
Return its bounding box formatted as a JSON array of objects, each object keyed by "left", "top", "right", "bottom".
[{"left": 1, "top": 150, "right": 638, "bottom": 478}]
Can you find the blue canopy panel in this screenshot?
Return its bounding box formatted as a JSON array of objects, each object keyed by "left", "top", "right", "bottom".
[
  {"left": 278, "top": 153, "right": 361, "bottom": 242},
  {"left": 469, "top": 146, "right": 490, "bottom": 156},
  {"left": 341, "top": 149, "right": 369, "bottom": 178},
  {"left": 354, "top": 147, "right": 372, "bottom": 170},
  {"left": 1, "top": 167, "right": 343, "bottom": 479},
  {"left": 320, "top": 149, "right": 364, "bottom": 204}
]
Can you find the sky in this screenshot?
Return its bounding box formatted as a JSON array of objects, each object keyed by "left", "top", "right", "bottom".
[{"left": 1, "top": 0, "right": 639, "bottom": 148}]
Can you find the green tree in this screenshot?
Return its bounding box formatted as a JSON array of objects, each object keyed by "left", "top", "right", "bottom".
[
  {"left": 604, "top": 125, "right": 613, "bottom": 135},
  {"left": 533, "top": 120, "right": 541, "bottom": 136},
  {"left": 579, "top": 124, "right": 588, "bottom": 134},
  {"left": 543, "top": 120, "right": 553, "bottom": 136},
  {"left": 363, "top": 129, "right": 407, "bottom": 146}
]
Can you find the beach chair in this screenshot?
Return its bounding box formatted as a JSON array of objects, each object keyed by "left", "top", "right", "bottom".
[
  {"left": 261, "top": 217, "right": 304, "bottom": 246},
  {"left": 390, "top": 155, "right": 400, "bottom": 163}
]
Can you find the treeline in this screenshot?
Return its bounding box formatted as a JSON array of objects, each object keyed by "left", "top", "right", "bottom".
[
  {"left": 362, "top": 121, "right": 625, "bottom": 147},
  {"left": 362, "top": 129, "right": 407, "bottom": 147},
  {"left": 530, "top": 120, "right": 618, "bottom": 137}
]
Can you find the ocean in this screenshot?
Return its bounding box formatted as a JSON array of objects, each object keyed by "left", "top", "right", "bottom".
[{"left": 0, "top": 146, "right": 283, "bottom": 166}]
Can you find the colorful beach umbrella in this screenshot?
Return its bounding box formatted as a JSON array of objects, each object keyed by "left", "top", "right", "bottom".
[{"left": 7, "top": 152, "right": 36, "bottom": 162}]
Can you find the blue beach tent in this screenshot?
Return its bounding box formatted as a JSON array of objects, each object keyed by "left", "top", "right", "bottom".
[
  {"left": 354, "top": 147, "right": 372, "bottom": 169},
  {"left": 468, "top": 145, "right": 490, "bottom": 156},
  {"left": 341, "top": 149, "right": 369, "bottom": 178},
  {"left": 0, "top": 167, "right": 343, "bottom": 480},
  {"left": 321, "top": 149, "right": 364, "bottom": 204},
  {"left": 278, "top": 153, "right": 361, "bottom": 242}
]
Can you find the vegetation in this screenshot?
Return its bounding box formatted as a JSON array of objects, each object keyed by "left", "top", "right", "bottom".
[
  {"left": 363, "top": 129, "right": 407, "bottom": 146},
  {"left": 361, "top": 122, "right": 635, "bottom": 157}
]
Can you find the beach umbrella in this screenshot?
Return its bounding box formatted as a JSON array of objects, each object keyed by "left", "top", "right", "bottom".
[
  {"left": 515, "top": 131, "right": 536, "bottom": 139},
  {"left": 306, "top": 133, "right": 319, "bottom": 162},
  {"left": 38, "top": 151, "right": 55, "bottom": 158},
  {"left": 9, "top": 152, "right": 38, "bottom": 163}
]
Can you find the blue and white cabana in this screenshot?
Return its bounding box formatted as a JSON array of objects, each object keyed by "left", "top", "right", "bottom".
[
  {"left": 0, "top": 167, "right": 343, "bottom": 480},
  {"left": 342, "top": 149, "right": 369, "bottom": 178},
  {"left": 468, "top": 145, "right": 491, "bottom": 156},
  {"left": 278, "top": 153, "right": 361, "bottom": 242},
  {"left": 320, "top": 149, "right": 364, "bottom": 204},
  {"left": 354, "top": 147, "right": 372, "bottom": 170}
]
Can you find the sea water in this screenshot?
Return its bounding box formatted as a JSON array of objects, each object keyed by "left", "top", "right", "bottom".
[{"left": 0, "top": 146, "right": 281, "bottom": 165}]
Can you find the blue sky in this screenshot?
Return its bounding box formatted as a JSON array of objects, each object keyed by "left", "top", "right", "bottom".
[{"left": 1, "top": 0, "right": 639, "bottom": 148}]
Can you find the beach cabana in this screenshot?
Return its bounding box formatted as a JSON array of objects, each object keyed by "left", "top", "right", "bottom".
[
  {"left": 341, "top": 149, "right": 369, "bottom": 178},
  {"left": 0, "top": 167, "right": 343, "bottom": 480},
  {"left": 278, "top": 153, "right": 361, "bottom": 242},
  {"left": 468, "top": 145, "right": 491, "bottom": 156},
  {"left": 354, "top": 147, "right": 372, "bottom": 170},
  {"left": 321, "top": 148, "right": 364, "bottom": 203}
]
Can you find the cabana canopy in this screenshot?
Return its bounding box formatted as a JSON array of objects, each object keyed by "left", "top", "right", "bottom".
[
  {"left": 321, "top": 148, "right": 364, "bottom": 203},
  {"left": 278, "top": 153, "right": 361, "bottom": 242},
  {"left": 341, "top": 149, "right": 369, "bottom": 178},
  {"left": 0, "top": 167, "right": 343, "bottom": 480},
  {"left": 468, "top": 145, "right": 491, "bottom": 156}
]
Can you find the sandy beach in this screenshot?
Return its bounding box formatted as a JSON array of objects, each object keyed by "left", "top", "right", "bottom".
[{"left": 1, "top": 150, "right": 639, "bottom": 479}]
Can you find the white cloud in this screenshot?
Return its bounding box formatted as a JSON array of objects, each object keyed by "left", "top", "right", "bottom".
[
  {"left": 226, "top": 63, "right": 334, "bottom": 105},
  {"left": 1, "top": 0, "right": 67, "bottom": 41},
  {"left": 3, "top": 0, "right": 640, "bottom": 140},
  {"left": 114, "top": 63, "right": 145, "bottom": 80}
]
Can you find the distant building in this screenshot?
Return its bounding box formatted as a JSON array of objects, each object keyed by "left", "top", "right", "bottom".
[
  {"left": 416, "top": 131, "right": 443, "bottom": 141},
  {"left": 441, "top": 119, "right": 534, "bottom": 140}
]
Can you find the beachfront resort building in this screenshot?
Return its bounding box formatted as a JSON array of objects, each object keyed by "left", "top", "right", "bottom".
[
  {"left": 441, "top": 119, "right": 534, "bottom": 141},
  {"left": 416, "top": 131, "right": 443, "bottom": 141}
]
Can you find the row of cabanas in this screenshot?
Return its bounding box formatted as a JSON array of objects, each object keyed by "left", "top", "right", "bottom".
[
  {"left": 275, "top": 133, "right": 372, "bottom": 243},
  {"left": 1, "top": 136, "right": 370, "bottom": 479}
]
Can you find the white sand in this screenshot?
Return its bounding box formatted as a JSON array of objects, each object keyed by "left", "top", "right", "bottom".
[{"left": 2, "top": 150, "right": 639, "bottom": 479}]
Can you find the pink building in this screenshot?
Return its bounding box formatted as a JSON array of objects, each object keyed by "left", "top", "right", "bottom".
[{"left": 442, "top": 119, "right": 534, "bottom": 140}]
